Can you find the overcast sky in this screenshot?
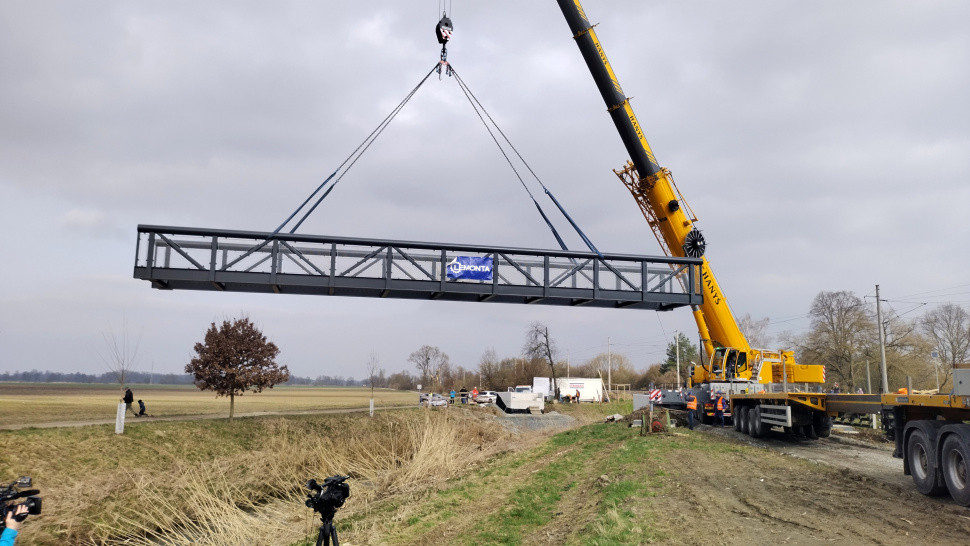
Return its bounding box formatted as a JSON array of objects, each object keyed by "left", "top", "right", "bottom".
[{"left": 2, "top": 1, "right": 968, "bottom": 381}]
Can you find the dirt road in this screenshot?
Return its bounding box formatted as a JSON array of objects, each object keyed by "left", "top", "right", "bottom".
[
  {"left": 705, "top": 423, "right": 911, "bottom": 489},
  {"left": 656, "top": 423, "right": 970, "bottom": 544},
  {"left": 0, "top": 405, "right": 414, "bottom": 431}
]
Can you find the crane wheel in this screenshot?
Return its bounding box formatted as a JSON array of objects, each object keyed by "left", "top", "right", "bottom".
[
  {"left": 804, "top": 423, "right": 819, "bottom": 440},
  {"left": 738, "top": 406, "right": 750, "bottom": 435},
  {"left": 908, "top": 429, "right": 946, "bottom": 496},
  {"left": 748, "top": 406, "right": 765, "bottom": 438},
  {"left": 812, "top": 413, "right": 832, "bottom": 438},
  {"left": 942, "top": 434, "right": 970, "bottom": 505},
  {"left": 733, "top": 408, "right": 743, "bottom": 432}
]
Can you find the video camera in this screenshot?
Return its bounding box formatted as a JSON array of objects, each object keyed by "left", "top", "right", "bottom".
[
  {"left": 1, "top": 477, "right": 42, "bottom": 529},
  {"left": 304, "top": 476, "right": 350, "bottom": 546},
  {"left": 305, "top": 475, "right": 350, "bottom": 517}
]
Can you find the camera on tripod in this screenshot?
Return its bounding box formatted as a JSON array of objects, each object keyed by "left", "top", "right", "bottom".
[
  {"left": 304, "top": 475, "right": 350, "bottom": 546},
  {"left": 305, "top": 475, "right": 350, "bottom": 515},
  {"left": 1, "top": 477, "right": 42, "bottom": 529}
]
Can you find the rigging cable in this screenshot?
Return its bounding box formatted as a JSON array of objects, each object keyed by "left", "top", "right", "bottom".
[
  {"left": 275, "top": 63, "right": 440, "bottom": 234},
  {"left": 451, "top": 67, "right": 601, "bottom": 256},
  {"left": 450, "top": 67, "right": 601, "bottom": 255}
]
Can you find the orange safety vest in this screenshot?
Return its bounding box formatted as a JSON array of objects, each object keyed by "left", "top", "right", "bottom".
[
  {"left": 686, "top": 396, "right": 697, "bottom": 410},
  {"left": 716, "top": 397, "right": 726, "bottom": 411}
]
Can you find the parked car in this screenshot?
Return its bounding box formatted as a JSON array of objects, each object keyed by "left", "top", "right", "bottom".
[
  {"left": 474, "top": 391, "right": 497, "bottom": 404},
  {"left": 419, "top": 393, "right": 448, "bottom": 407}
]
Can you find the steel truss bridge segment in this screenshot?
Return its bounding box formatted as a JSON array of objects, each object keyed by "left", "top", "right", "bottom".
[{"left": 134, "top": 225, "right": 703, "bottom": 311}]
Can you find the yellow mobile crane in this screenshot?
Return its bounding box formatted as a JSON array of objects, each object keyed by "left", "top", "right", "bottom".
[
  {"left": 555, "top": 0, "right": 824, "bottom": 426},
  {"left": 556, "top": 0, "right": 970, "bottom": 505}
]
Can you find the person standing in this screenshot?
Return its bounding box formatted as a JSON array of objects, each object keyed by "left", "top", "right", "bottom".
[
  {"left": 459, "top": 386, "right": 468, "bottom": 404},
  {"left": 715, "top": 392, "right": 727, "bottom": 427},
  {"left": 471, "top": 387, "right": 479, "bottom": 402},
  {"left": 122, "top": 388, "right": 135, "bottom": 415},
  {"left": 686, "top": 392, "right": 697, "bottom": 430},
  {"left": 449, "top": 389, "right": 456, "bottom": 405}
]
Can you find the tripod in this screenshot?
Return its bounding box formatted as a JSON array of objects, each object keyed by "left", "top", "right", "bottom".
[{"left": 314, "top": 506, "right": 339, "bottom": 546}]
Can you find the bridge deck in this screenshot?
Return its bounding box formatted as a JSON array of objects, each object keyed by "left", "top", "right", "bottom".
[{"left": 134, "top": 225, "right": 703, "bottom": 311}]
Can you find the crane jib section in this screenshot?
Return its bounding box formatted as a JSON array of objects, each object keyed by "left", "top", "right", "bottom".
[{"left": 556, "top": 0, "right": 749, "bottom": 356}]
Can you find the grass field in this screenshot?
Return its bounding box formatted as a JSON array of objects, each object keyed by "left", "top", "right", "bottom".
[{"left": 0, "top": 383, "right": 417, "bottom": 427}]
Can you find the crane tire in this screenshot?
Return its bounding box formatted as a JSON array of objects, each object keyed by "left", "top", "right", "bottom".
[
  {"left": 805, "top": 422, "right": 819, "bottom": 440},
  {"left": 813, "top": 413, "right": 832, "bottom": 438},
  {"left": 739, "top": 406, "right": 750, "bottom": 435},
  {"left": 908, "top": 429, "right": 945, "bottom": 496},
  {"left": 734, "top": 407, "right": 743, "bottom": 432},
  {"left": 942, "top": 434, "right": 970, "bottom": 505},
  {"left": 749, "top": 406, "right": 765, "bottom": 438}
]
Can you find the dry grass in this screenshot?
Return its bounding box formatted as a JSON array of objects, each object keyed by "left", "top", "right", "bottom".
[
  {"left": 1, "top": 406, "right": 525, "bottom": 545},
  {"left": 0, "top": 384, "right": 416, "bottom": 426}
]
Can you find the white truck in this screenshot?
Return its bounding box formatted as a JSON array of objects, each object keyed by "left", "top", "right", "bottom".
[{"left": 555, "top": 378, "right": 604, "bottom": 403}]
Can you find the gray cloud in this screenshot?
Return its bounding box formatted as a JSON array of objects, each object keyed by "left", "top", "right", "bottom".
[{"left": 2, "top": 1, "right": 968, "bottom": 378}]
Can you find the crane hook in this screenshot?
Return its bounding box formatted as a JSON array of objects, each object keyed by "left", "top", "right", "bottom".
[{"left": 435, "top": 12, "right": 453, "bottom": 78}]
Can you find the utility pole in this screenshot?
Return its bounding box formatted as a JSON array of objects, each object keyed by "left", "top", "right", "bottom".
[
  {"left": 876, "top": 284, "right": 889, "bottom": 393},
  {"left": 567, "top": 350, "right": 570, "bottom": 378},
  {"left": 607, "top": 337, "right": 612, "bottom": 392},
  {"left": 866, "top": 359, "right": 872, "bottom": 394},
  {"left": 675, "top": 332, "right": 681, "bottom": 389}
]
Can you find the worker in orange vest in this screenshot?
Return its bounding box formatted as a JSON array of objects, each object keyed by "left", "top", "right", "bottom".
[
  {"left": 686, "top": 392, "right": 698, "bottom": 430},
  {"left": 715, "top": 392, "right": 727, "bottom": 427}
]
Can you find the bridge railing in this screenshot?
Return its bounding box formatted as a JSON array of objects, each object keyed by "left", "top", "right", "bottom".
[{"left": 134, "top": 225, "right": 703, "bottom": 311}]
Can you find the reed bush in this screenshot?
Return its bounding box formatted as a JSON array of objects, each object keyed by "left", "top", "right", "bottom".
[{"left": 5, "top": 407, "right": 527, "bottom": 544}]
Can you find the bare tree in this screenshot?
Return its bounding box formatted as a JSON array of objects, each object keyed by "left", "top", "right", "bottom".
[
  {"left": 98, "top": 319, "right": 141, "bottom": 395},
  {"left": 739, "top": 313, "right": 773, "bottom": 348},
  {"left": 477, "top": 348, "right": 498, "bottom": 389},
  {"left": 366, "top": 352, "right": 384, "bottom": 398},
  {"left": 921, "top": 303, "right": 970, "bottom": 389},
  {"left": 802, "top": 291, "right": 873, "bottom": 390},
  {"left": 523, "top": 322, "right": 559, "bottom": 398},
  {"left": 408, "top": 345, "right": 449, "bottom": 393},
  {"left": 185, "top": 317, "right": 289, "bottom": 421}
]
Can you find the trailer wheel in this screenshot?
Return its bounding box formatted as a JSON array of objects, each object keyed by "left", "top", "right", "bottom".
[
  {"left": 748, "top": 405, "right": 765, "bottom": 438},
  {"left": 813, "top": 413, "right": 832, "bottom": 438},
  {"left": 942, "top": 435, "right": 970, "bottom": 506},
  {"left": 739, "top": 406, "right": 750, "bottom": 435},
  {"left": 804, "top": 422, "right": 819, "bottom": 440},
  {"left": 734, "top": 407, "right": 743, "bottom": 432},
  {"left": 908, "top": 429, "right": 945, "bottom": 496}
]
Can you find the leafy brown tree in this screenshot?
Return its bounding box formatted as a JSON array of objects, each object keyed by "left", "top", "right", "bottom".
[{"left": 185, "top": 317, "right": 289, "bottom": 421}]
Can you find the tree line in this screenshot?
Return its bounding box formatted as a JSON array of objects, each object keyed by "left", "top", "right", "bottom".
[
  {"left": 10, "top": 295, "right": 967, "bottom": 399},
  {"left": 400, "top": 295, "right": 970, "bottom": 395},
  {"left": 0, "top": 369, "right": 375, "bottom": 387}
]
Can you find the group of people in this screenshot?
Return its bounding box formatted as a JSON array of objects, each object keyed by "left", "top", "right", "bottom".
[
  {"left": 448, "top": 387, "right": 479, "bottom": 404},
  {"left": 121, "top": 388, "right": 149, "bottom": 417},
  {"left": 684, "top": 391, "right": 728, "bottom": 430}
]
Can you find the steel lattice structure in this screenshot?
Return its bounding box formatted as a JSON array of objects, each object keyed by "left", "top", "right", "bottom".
[{"left": 134, "top": 225, "right": 703, "bottom": 311}]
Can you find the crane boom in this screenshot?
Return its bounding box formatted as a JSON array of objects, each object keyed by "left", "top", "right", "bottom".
[{"left": 555, "top": 0, "right": 746, "bottom": 360}]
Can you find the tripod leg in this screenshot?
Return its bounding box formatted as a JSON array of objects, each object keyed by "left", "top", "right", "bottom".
[
  {"left": 330, "top": 522, "right": 339, "bottom": 546},
  {"left": 316, "top": 524, "right": 326, "bottom": 546}
]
